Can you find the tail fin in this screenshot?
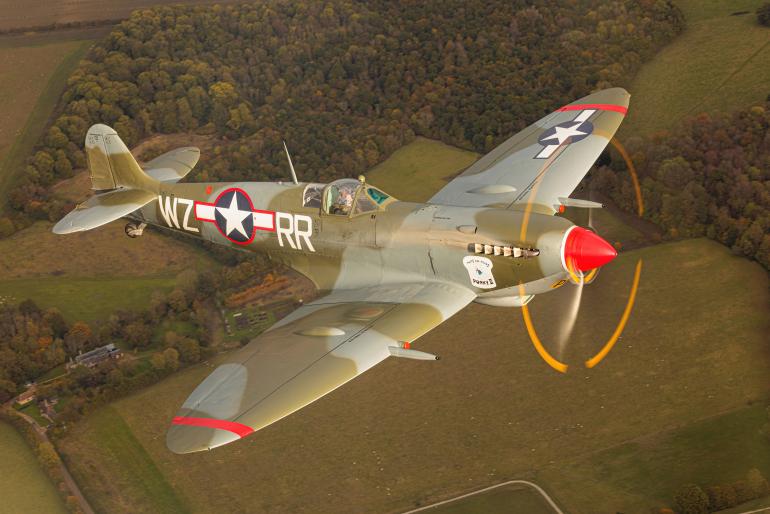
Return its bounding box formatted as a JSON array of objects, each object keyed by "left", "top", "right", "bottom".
[
  {"left": 53, "top": 125, "right": 158, "bottom": 235},
  {"left": 85, "top": 124, "right": 158, "bottom": 192}
]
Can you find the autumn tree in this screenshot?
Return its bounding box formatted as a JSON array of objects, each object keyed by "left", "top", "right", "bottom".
[
  {"left": 757, "top": 3, "right": 770, "bottom": 26},
  {"left": 673, "top": 484, "right": 709, "bottom": 514},
  {"left": 65, "top": 322, "right": 92, "bottom": 355},
  {"left": 5, "top": 0, "right": 683, "bottom": 230}
]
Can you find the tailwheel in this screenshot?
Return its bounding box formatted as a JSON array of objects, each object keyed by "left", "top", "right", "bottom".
[{"left": 125, "top": 222, "right": 147, "bottom": 238}]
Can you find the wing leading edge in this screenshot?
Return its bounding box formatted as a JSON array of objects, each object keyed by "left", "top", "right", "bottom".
[
  {"left": 166, "top": 281, "right": 475, "bottom": 453},
  {"left": 428, "top": 87, "right": 629, "bottom": 213}
]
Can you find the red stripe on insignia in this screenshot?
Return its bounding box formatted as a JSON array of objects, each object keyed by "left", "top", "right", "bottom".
[
  {"left": 172, "top": 416, "right": 254, "bottom": 438},
  {"left": 558, "top": 103, "right": 628, "bottom": 115}
]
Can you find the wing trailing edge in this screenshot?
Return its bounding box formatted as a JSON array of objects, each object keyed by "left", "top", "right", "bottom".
[{"left": 52, "top": 188, "right": 156, "bottom": 234}]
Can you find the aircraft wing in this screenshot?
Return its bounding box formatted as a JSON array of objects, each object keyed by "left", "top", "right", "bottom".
[
  {"left": 142, "top": 147, "right": 200, "bottom": 182},
  {"left": 52, "top": 188, "right": 156, "bottom": 234},
  {"left": 166, "top": 281, "right": 475, "bottom": 454},
  {"left": 428, "top": 87, "right": 629, "bottom": 214}
]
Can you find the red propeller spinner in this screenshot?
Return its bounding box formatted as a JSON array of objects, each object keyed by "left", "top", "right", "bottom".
[{"left": 561, "top": 226, "right": 618, "bottom": 273}]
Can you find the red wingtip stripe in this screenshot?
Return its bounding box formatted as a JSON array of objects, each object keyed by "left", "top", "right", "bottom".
[
  {"left": 558, "top": 103, "right": 628, "bottom": 115},
  {"left": 172, "top": 416, "right": 254, "bottom": 438}
]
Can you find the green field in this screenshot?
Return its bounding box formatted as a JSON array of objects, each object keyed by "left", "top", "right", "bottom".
[
  {"left": 621, "top": 0, "right": 770, "bottom": 135},
  {"left": 0, "top": 219, "right": 218, "bottom": 321},
  {"left": 542, "top": 404, "right": 770, "bottom": 512},
  {"left": 0, "top": 275, "right": 177, "bottom": 322},
  {"left": 55, "top": 236, "right": 770, "bottom": 513},
  {"left": 59, "top": 406, "right": 189, "bottom": 514},
  {"left": 366, "top": 136, "right": 478, "bottom": 202},
  {"left": 0, "top": 422, "right": 67, "bottom": 513},
  {"left": 18, "top": 401, "right": 50, "bottom": 426},
  {"left": 0, "top": 38, "right": 93, "bottom": 207},
  {"left": 420, "top": 484, "right": 558, "bottom": 514}
]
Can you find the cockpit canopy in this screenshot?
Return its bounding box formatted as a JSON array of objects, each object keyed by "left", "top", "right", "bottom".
[{"left": 303, "top": 179, "right": 394, "bottom": 216}]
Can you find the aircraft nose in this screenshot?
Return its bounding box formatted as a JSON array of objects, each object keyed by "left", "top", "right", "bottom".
[{"left": 561, "top": 226, "right": 617, "bottom": 272}]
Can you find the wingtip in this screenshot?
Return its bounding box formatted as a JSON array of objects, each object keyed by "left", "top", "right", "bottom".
[
  {"left": 166, "top": 422, "right": 241, "bottom": 454},
  {"left": 571, "top": 87, "right": 630, "bottom": 109},
  {"left": 51, "top": 220, "right": 83, "bottom": 235}
]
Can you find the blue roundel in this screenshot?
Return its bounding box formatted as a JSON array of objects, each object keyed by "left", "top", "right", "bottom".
[{"left": 214, "top": 189, "right": 254, "bottom": 243}]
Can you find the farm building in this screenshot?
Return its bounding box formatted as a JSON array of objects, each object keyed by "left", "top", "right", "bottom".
[
  {"left": 71, "top": 343, "right": 122, "bottom": 368},
  {"left": 15, "top": 387, "right": 36, "bottom": 406}
]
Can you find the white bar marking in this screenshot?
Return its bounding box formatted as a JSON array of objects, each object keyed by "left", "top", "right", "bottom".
[
  {"left": 195, "top": 203, "right": 216, "bottom": 221},
  {"left": 573, "top": 109, "right": 595, "bottom": 123},
  {"left": 253, "top": 211, "right": 275, "bottom": 230}
]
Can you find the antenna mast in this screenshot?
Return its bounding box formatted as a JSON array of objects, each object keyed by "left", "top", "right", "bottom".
[{"left": 282, "top": 141, "right": 299, "bottom": 185}]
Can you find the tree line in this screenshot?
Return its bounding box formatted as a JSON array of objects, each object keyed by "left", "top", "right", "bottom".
[
  {"left": 594, "top": 100, "right": 770, "bottom": 270},
  {"left": 1, "top": 0, "right": 683, "bottom": 231},
  {"left": 670, "top": 468, "right": 770, "bottom": 513}
]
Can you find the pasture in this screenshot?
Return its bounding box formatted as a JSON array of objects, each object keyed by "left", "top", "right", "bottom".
[
  {"left": 621, "top": 0, "right": 770, "bottom": 135},
  {"left": 59, "top": 406, "right": 188, "bottom": 514},
  {"left": 0, "top": 38, "right": 92, "bottom": 204},
  {"left": 542, "top": 403, "right": 770, "bottom": 512},
  {"left": 419, "top": 483, "right": 559, "bottom": 514},
  {"left": 56, "top": 236, "right": 770, "bottom": 513},
  {"left": 366, "top": 137, "right": 477, "bottom": 203},
  {"left": 0, "top": 221, "right": 217, "bottom": 281},
  {"left": 0, "top": 422, "right": 67, "bottom": 514},
  {"left": 0, "top": 275, "right": 177, "bottom": 322},
  {"left": 0, "top": 0, "right": 248, "bottom": 32},
  {"left": 0, "top": 219, "right": 218, "bottom": 321}
]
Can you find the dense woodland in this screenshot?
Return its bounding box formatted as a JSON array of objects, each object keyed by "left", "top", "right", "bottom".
[
  {"left": 6, "top": 0, "right": 683, "bottom": 224},
  {"left": 11, "top": 0, "right": 769, "bottom": 272},
  {"left": 595, "top": 101, "right": 770, "bottom": 269}
]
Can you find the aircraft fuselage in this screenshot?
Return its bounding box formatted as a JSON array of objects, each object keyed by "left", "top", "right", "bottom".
[{"left": 132, "top": 180, "right": 576, "bottom": 303}]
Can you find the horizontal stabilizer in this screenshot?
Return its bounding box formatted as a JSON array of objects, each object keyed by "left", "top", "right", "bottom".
[
  {"left": 53, "top": 189, "right": 156, "bottom": 234},
  {"left": 143, "top": 147, "right": 200, "bottom": 183}
]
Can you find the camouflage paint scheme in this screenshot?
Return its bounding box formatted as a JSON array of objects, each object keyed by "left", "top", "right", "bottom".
[{"left": 53, "top": 88, "right": 629, "bottom": 453}]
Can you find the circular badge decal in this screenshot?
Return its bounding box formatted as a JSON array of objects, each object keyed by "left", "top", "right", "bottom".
[{"left": 213, "top": 188, "right": 255, "bottom": 244}]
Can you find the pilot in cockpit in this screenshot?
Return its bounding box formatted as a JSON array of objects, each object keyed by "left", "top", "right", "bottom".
[{"left": 336, "top": 189, "right": 353, "bottom": 214}]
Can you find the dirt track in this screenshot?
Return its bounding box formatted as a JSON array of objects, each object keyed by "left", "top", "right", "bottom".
[{"left": 0, "top": 0, "right": 245, "bottom": 32}]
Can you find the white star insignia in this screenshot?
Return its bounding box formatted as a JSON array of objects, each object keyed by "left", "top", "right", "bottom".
[
  {"left": 216, "top": 194, "right": 251, "bottom": 238},
  {"left": 540, "top": 122, "right": 588, "bottom": 145}
]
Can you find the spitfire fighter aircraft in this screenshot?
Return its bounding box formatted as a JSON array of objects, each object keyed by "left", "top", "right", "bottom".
[{"left": 54, "top": 88, "right": 628, "bottom": 453}]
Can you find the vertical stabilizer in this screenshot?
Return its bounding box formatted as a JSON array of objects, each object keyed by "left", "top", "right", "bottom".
[{"left": 85, "top": 124, "right": 158, "bottom": 192}]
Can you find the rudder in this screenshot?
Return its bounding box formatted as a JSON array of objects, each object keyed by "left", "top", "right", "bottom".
[{"left": 85, "top": 124, "right": 157, "bottom": 192}]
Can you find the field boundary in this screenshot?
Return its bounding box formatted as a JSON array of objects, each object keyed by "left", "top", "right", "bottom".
[
  {"left": 0, "top": 39, "right": 93, "bottom": 209},
  {"left": 2, "top": 402, "right": 94, "bottom": 514},
  {"left": 400, "top": 480, "right": 564, "bottom": 514},
  {"left": 681, "top": 37, "right": 770, "bottom": 121}
]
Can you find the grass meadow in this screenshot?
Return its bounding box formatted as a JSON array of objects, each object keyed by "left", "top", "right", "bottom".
[
  {"left": 0, "top": 38, "right": 93, "bottom": 206},
  {"left": 58, "top": 406, "right": 189, "bottom": 514},
  {"left": 0, "top": 275, "right": 177, "bottom": 322},
  {"left": 425, "top": 484, "right": 558, "bottom": 514},
  {"left": 0, "top": 219, "right": 218, "bottom": 321},
  {"left": 366, "top": 136, "right": 478, "bottom": 203},
  {"left": 621, "top": 0, "right": 770, "bottom": 136},
  {"left": 0, "top": 422, "right": 67, "bottom": 513}
]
